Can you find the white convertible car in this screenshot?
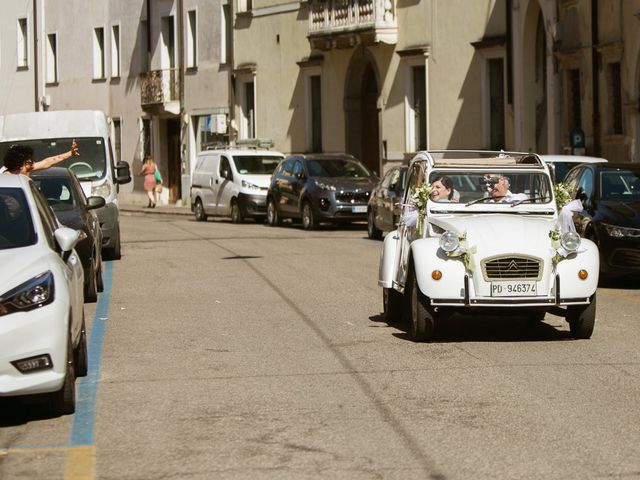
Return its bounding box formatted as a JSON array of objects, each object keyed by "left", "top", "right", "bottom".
[
  {"left": 0, "top": 174, "right": 86, "bottom": 415},
  {"left": 379, "top": 151, "right": 599, "bottom": 342}
]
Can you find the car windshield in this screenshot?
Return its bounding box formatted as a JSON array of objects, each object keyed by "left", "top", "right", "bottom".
[
  {"left": 307, "top": 158, "right": 372, "bottom": 178},
  {"left": 426, "top": 171, "right": 553, "bottom": 204},
  {"left": 32, "top": 177, "right": 78, "bottom": 211},
  {"left": 0, "top": 137, "right": 107, "bottom": 181},
  {"left": 233, "top": 155, "right": 283, "bottom": 175},
  {"left": 0, "top": 188, "right": 37, "bottom": 249},
  {"left": 600, "top": 170, "right": 640, "bottom": 200}
]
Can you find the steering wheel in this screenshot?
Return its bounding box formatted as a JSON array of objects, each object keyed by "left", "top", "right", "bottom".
[{"left": 69, "top": 161, "right": 94, "bottom": 176}]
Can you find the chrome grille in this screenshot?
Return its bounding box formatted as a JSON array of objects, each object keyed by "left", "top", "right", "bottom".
[
  {"left": 335, "top": 191, "right": 370, "bottom": 203},
  {"left": 482, "top": 255, "right": 542, "bottom": 281}
]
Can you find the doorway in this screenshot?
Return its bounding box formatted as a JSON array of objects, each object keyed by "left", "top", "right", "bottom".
[{"left": 166, "top": 119, "right": 181, "bottom": 203}]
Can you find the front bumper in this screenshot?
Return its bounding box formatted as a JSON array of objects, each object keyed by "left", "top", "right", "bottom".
[
  {"left": 238, "top": 192, "right": 267, "bottom": 217},
  {"left": 312, "top": 192, "right": 370, "bottom": 221},
  {"left": 0, "top": 302, "right": 68, "bottom": 396},
  {"left": 597, "top": 231, "right": 640, "bottom": 276}
]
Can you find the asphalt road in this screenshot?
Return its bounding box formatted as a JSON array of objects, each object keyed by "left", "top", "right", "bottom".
[{"left": 2, "top": 212, "right": 640, "bottom": 480}]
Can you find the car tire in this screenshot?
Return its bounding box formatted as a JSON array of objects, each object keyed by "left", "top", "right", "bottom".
[
  {"left": 194, "top": 199, "right": 207, "bottom": 222},
  {"left": 48, "top": 334, "right": 76, "bottom": 416},
  {"left": 103, "top": 226, "right": 122, "bottom": 261},
  {"left": 231, "top": 200, "right": 243, "bottom": 224},
  {"left": 567, "top": 294, "right": 596, "bottom": 339},
  {"left": 85, "top": 262, "right": 98, "bottom": 303},
  {"left": 74, "top": 314, "right": 88, "bottom": 378},
  {"left": 267, "top": 198, "right": 282, "bottom": 226},
  {"left": 302, "top": 201, "right": 317, "bottom": 230},
  {"left": 383, "top": 287, "right": 402, "bottom": 324},
  {"left": 407, "top": 264, "right": 435, "bottom": 342},
  {"left": 368, "top": 209, "right": 383, "bottom": 240}
]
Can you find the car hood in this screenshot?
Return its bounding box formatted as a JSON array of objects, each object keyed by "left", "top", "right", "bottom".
[
  {"left": 239, "top": 174, "right": 271, "bottom": 189},
  {"left": 430, "top": 214, "right": 557, "bottom": 259},
  {"left": 0, "top": 246, "right": 59, "bottom": 294},
  {"left": 597, "top": 200, "right": 640, "bottom": 228},
  {"left": 314, "top": 176, "right": 377, "bottom": 191}
]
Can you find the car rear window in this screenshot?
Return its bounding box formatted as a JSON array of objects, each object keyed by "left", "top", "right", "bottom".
[{"left": 0, "top": 188, "right": 37, "bottom": 249}]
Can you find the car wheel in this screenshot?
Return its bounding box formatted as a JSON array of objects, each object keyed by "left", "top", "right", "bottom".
[
  {"left": 74, "top": 314, "right": 88, "bottom": 377},
  {"left": 231, "top": 200, "right": 243, "bottom": 224},
  {"left": 407, "top": 264, "right": 435, "bottom": 342},
  {"left": 85, "top": 262, "right": 97, "bottom": 303},
  {"left": 103, "top": 226, "right": 122, "bottom": 261},
  {"left": 383, "top": 287, "right": 402, "bottom": 324},
  {"left": 194, "top": 199, "right": 207, "bottom": 222},
  {"left": 368, "top": 209, "right": 383, "bottom": 240},
  {"left": 301, "top": 201, "right": 317, "bottom": 230},
  {"left": 567, "top": 294, "right": 596, "bottom": 339},
  {"left": 267, "top": 198, "right": 282, "bottom": 226},
  {"left": 48, "top": 334, "right": 76, "bottom": 416}
]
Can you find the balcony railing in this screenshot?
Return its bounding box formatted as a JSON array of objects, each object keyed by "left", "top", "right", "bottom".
[
  {"left": 139, "top": 68, "right": 180, "bottom": 106},
  {"left": 309, "top": 0, "right": 397, "bottom": 44}
]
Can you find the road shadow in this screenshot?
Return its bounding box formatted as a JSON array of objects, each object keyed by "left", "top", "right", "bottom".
[
  {"left": 370, "top": 311, "right": 571, "bottom": 343},
  {"left": 0, "top": 396, "right": 62, "bottom": 426}
]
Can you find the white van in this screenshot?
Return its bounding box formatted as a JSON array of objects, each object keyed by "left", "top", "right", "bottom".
[
  {"left": 0, "top": 110, "right": 131, "bottom": 259},
  {"left": 190, "top": 148, "right": 284, "bottom": 222}
]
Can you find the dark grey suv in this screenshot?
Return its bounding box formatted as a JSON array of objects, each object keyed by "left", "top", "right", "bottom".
[{"left": 266, "top": 154, "right": 378, "bottom": 229}]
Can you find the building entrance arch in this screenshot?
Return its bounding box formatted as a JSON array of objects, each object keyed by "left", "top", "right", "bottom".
[{"left": 344, "top": 49, "right": 381, "bottom": 174}]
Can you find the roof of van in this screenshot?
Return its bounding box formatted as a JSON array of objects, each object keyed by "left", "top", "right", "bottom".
[{"left": 0, "top": 110, "right": 109, "bottom": 141}]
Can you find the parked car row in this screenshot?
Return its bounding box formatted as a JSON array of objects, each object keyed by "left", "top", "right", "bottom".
[{"left": 1, "top": 174, "right": 88, "bottom": 416}]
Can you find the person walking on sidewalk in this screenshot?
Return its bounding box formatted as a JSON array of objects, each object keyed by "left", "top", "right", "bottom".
[{"left": 139, "top": 156, "right": 159, "bottom": 208}]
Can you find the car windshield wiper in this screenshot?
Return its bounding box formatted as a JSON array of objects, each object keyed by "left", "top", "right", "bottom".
[
  {"left": 465, "top": 196, "right": 504, "bottom": 206},
  {"left": 510, "top": 196, "right": 549, "bottom": 207}
]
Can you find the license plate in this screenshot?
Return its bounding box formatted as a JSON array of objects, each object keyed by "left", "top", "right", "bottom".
[
  {"left": 352, "top": 206, "right": 367, "bottom": 213},
  {"left": 491, "top": 281, "right": 537, "bottom": 297}
]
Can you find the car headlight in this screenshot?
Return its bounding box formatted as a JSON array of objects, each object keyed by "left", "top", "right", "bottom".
[
  {"left": 0, "top": 271, "right": 54, "bottom": 317},
  {"left": 314, "top": 180, "right": 336, "bottom": 191},
  {"left": 241, "top": 180, "right": 261, "bottom": 191},
  {"left": 561, "top": 232, "right": 581, "bottom": 252},
  {"left": 602, "top": 223, "right": 640, "bottom": 238},
  {"left": 439, "top": 231, "right": 459, "bottom": 252},
  {"left": 91, "top": 182, "right": 112, "bottom": 198}
]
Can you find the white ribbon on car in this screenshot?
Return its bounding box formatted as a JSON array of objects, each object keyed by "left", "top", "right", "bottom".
[
  {"left": 400, "top": 203, "right": 419, "bottom": 228},
  {"left": 551, "top": 199, "right": 585, "bottom": 263}
]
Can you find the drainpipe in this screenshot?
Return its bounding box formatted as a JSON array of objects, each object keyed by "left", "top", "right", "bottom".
[
  {"left": 591, "top": 0, "right": 601, "bottom": 156},
  {"left": 32, "top": 0, "right": 39, "bottom": 111}
]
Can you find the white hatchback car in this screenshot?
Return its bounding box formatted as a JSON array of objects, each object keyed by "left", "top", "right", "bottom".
[
  {"left": 379, "top": 151, "right": 600, "bottom": 342},
  {"left": 0, "top": 174, "right": 86, "bottom": 415}
]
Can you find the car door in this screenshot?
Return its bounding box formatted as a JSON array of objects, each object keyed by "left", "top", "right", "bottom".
[
  {"left": 215, "top": 155, "right": 235, "bottom": 215},
  {"left": 277, "top": 158, "right": 298, "bottom": 216},
  {"left": 380, "top": 168, "right": 402, "bottom": 231},
  {"left": 199, "top": 155, "right": 219, "bottom": 213}
]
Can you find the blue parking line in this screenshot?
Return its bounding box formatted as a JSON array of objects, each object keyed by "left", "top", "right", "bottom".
[{"left": 69, "top": 261, "right": 113, "bottom": 447}]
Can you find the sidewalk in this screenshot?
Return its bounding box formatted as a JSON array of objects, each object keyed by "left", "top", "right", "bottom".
[{"left": 119, "top": 202, "right": 192, "bottom": 217}]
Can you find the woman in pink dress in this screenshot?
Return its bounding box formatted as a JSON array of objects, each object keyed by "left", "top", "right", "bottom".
[{"left": 139, "top": 156, "right": 158, "bottom": 208}]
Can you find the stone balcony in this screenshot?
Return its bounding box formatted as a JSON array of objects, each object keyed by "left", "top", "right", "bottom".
[
  {"left": 139, "top": 68, "right": 180, "bottom": 115},
  {"left": 308, "top": 0, "right": 397, "bottom": 50}
]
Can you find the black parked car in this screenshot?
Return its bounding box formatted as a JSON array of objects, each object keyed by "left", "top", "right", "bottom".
[
  {"left": 32, "top": 167, "right": 106, "bottom": 302},
  {"left": 266, "top": 154, "right": 378, "bottom": 230},
  {"left": 564, "top": 162, "right": 640, "bottom": 280},
  {"left": 367, "top": 166, "right": 408, "bottom": 240}
]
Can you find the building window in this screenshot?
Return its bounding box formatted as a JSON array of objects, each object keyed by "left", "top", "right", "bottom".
[
  {"left": 411, "top": 65, "right": 427, "bottom": 151},
  {"left": 186, "top": 10, "right": 197, "bottom": 68},
  {"left": 93, "top": 27, "right": 105, "bottom": 79},
  {"left": 239, "top": 79, "right": 256, "bottom": 139},
  {"left": 306, "top": 74, "right": 322, "bottom": 152},
  {"left": 608, "top": 62, "right": 623, "bottom": 135},
  {"left": 238, "top": 0, "right": 252, "bottom": 13},
  {"left": 111, "top": 25, "right": 121, "bottom": 78},
  {"left": 195, "top": 114, "right": 228, "bottom": 151},
  {"left": 567, "top": 68, "right": 581, "bottom": 130},
  {"left": 140, "top": 20, "right": 149, "bottom": 72},
  {"left": 17, "top": 18, "right": 28, "bottom": 68},
  {"left": 113, "top": 118, "right": 122, "bottom": 163},
  {"left": 161, "top": 16, "right": 176, "bottom": 69},
  {"left": 45, "top": 33, "right": 58, "bottom": 84},
  {"left": 488, "top": 58, "right": 505, "bottom": 150},
  {"left": 220, "top": 5, "right": 231, "bottom": 64}
]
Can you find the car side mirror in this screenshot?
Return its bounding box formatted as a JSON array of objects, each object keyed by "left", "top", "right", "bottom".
[
  {"left": 54, "top": 227, "right": 84, "bottom": 253},
  {"left": 115, "top": 161, "right": 132, "bottom": 184},
  {"left": 87, "top": 196, "right": 106, "bottom": 210}
]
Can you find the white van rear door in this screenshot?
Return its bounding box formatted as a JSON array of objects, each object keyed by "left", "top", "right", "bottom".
[{"left": 201, "top": 154, "right": 219, "bottom": 212}]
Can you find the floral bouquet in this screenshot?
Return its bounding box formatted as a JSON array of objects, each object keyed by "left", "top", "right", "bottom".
[
  {"left": 410, "top": 183, "right": 432, "bottom": 235},
  {"left": 554, "top": 182, "right": 572, "bottom": 210}
]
